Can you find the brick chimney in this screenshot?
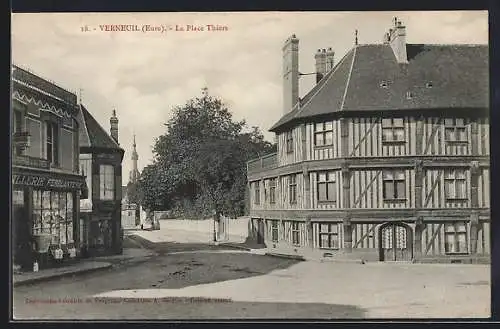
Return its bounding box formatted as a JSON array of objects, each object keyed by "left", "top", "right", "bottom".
[
  {"left": 326, "top": 47, "right": 335, "bottom": 72},
  {"left": 282, "top": 34, "right": 299, "bottom": 114},
  {"left": 314, "top": 49, "right": 327, "bottom": 83},
  {"left": 110, "top": 109, "right": 119, "bottom": 144},
  {"left": 387, "top": 17, "right": 408, "bottom": 64}
]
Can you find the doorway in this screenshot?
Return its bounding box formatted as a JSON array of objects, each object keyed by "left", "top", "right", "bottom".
[
  {"left": 379, "top": 222, "right": 413, "bottom": 261},
  {"left": 256, "top": 219, "right": 265, "bottom": 244}
]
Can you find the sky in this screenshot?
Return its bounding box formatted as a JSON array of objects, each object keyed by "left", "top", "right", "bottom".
[{"left": 11, "top": 11, "right": 488, "bottom": 185}]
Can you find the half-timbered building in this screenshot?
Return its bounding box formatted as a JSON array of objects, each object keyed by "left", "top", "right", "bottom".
[{"left": 247, "top": 18, "right": 490, "bottom": 263}]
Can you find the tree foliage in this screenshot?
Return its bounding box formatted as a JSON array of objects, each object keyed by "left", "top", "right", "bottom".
[{"left": 137, "top": 91, "right": 276, "bottom": 218}]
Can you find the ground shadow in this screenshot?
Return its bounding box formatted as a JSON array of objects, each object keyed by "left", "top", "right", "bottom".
[{"left": 14, "top": 299, "right": 367, "bottom": 320}]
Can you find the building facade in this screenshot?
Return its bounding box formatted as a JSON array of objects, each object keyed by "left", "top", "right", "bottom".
[
  {"left": 247, "top": 19, "right": 490, "bottom": 263},
  {"left": 11, "top": 65, "right": 88, "bottom": 271},
  {"left": 77, "top": 107, "right": 124, "bottom": 256}
]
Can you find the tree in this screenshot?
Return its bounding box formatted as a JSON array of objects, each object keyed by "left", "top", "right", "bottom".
[{"left": 137, "top": 89, "right": 276, "bottom": 218}]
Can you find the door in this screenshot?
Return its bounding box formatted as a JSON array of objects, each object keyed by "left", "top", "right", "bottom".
[
  {"left": 257, "top": 219, "right": 265, "bottom": 244},
  {"left": 379, "top": 223, "right": 412, "bottom": 261}
]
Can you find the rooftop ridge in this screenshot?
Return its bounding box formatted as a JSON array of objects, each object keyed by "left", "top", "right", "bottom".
[{"left": 12, "top": 64, "right": 78, "bottom": 96}]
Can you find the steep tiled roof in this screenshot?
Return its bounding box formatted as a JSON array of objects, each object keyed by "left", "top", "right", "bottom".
[
  {"left": 76, "top": 104, "right": 123, "bottom": 150},
  {"left": 270, "top": 43, "right": 488, "bottom": 132}
]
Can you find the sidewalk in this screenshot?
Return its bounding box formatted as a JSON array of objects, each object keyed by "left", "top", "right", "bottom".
[{"left": 13, "top": 247, "right": 157, "bottom": 287}]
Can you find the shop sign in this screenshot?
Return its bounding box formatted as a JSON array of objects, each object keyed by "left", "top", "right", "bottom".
[{"left": 12, "top": 174, "right": 84, "bottom": 189}]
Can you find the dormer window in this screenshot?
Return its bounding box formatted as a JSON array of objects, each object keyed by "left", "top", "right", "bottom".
[
  {"left": 406, "top": 91, "right": 413, "bottom": 99},
  {"left": 380, "top": 81, "right": 388, "bottom": 88},
  {"left": 426, "top": 82, "right": 433, "bottom": 88}
]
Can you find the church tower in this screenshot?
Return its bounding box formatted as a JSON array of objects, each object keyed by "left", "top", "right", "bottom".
[{"left": 129, "top": 134, "right": 140, "bottom": 183}]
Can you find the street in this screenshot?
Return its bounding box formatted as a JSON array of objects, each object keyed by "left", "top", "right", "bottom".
[{"left": 13, "top": 230, "right": 490, "bottom": 320}]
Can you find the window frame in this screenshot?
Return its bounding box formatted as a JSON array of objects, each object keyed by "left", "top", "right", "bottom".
[
  {"left": 45, "top": 121, "right": 60, "bottom": 166},
  {"left": 99, "top": 164, "right": 115, "bottom": 201},
  {"left": 444, "top": 118, "right": 468, "bottom": 144},
  {"left": 269, "top": 178, "right": 276, "bottom": 204},
  {"left": 381, "top": 118, "right": 405, "bottom": 144},
  {"left": 318, "top": 223, "right": 340, "bottom": 250},
  {"left": 254, "top": 181, "right": 260, "bottom": 205},
  {"left": 444, "top": 169, "right": 468, "bottom": 201},
  {"left": 317, "top": 171, "right": 336, "bottom": 203},
  {"left": 382, "top": 170, "right": 406, "bottom": 201},
  {"left": 288, "top": 174, "right": 297, "bottom": 204},
  {"left": 444, "top": 222, "right": 469, "bottom": 255},
  {"left": 291, "top": 221, "right": 300, "bottom": 246},
  {"left": 314, "top": 122, "right": 334, "bottom": 147}
]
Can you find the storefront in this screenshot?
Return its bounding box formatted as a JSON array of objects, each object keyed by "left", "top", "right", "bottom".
[{"left": 12, "top": 167, "right": 87, "bottom": 271}]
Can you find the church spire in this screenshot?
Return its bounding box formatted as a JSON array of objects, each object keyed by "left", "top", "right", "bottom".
[{"left": 130, "top": 133, "right": 139, "bottom": 183}]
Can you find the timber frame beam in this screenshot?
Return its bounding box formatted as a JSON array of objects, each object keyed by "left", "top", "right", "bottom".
[{"left": 248, "top": 155, "right": 490, "bottom": 181}]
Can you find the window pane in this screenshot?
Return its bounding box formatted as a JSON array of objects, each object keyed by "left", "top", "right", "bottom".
[
  {"left": 318, "top": 183, "right": 327, "bottom": 201},
  {"left": 394, "top": 128, "right": 405, "bottom": 141},
  {"left": 456, "top": 222, "right": 466, "bottom": 232},
  {"left": 455, "top": 118, "right": 465, "bottom": 126},
  {"left": 393, "top": 118, "right": 404, "bottom": 127},
  {"left": 383, "top": 171, "right": 393, "bottom": 180},
  {"left": 290, "top": 175, "right": 296, "bottom": 184},
  {"left": 444, "top": 118, "right": 454, "bottom": 127},
  {"left": 457, "top": 128, "right": 467, "bottom": 141},
  {"left": 325, "top": 122, "right": 333, "bottom": 131},
  {"left": 396, "top": 182, "right": 405, "bottom": 198},
  {"left": 320, "top": 234, "right": 329, "bottom": 248},
  {"left": 445, "top": 233, "right": 455, "bottom": 253},
  {"left": 458, "top": 233, "right": 467, "bottom": 253},
  {"left": 445, "top": 128, "right": 455, "bottom": 141},
  {"left": 394, "top": 171, "right": 405, "bottom": 180},
  {"left": 445, "top": 223, "right": 455, "bottom": 232},
  {"left": 325, "top": 131, "right": 333, "bottom": 145},
  {"left": 315, "top": 133, "right": 324, "bottom": 146},
  {"left": 456, "top": 181, "right": 466, "bottom": 199},
  {"left": 315, "top": 123, "right": 323, "bottom": 132},
  {"left": 382, "top": 129, "right": 393, "bottom": 141},
  {"left": 320, "top": 224, "right": 329, "bottom": 232},
  {"left": 318, "top": 173, "right": 327, "bottom": 182},
  {"left": 331, "top": 224, "right": 338, "bottom": 233},
  {"left": 444, "top": 170, "right": 454, "bottom": 179},
  {"left": 456, "top": 170, "right": 466, "bottom": 179},
  {"left": 382, "top": 118, "right": 392, "bottom": 128},
  {"left": 384, "top": 181, "right": 394, "bottom": 199},
  {"left": 327, "top": 182, "right": 336, "bottom": 201},
  {"left": 445, "top": 181, "right": 454, "bottom": 198}
]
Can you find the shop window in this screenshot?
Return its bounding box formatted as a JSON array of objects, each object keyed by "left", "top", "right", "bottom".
[
  {"left": 291, "top": 222, "right": 300, "bottom": 246},
  {"left": 444, "top": 222, "right": 468, "bottom": 254},
  {"left": 317, "top": 172, "right": 336, "bottom": 203},
  {"left": 100, "top": 164, "right": 115, "bottom": 200},
  {"left": 383, "top": 170, "right": 406, "bottom": 200},
  {"left": 269, "top": 178, "right": 276, "bottom": 204},
  {"left": 319, "top": 223, "right": 340, "bottom": 249},
  {"left": 286, "top": 131, "right": 294, "bottom": 153},
  {"left": 254, "top": 181, "right": 260, "bottom": 205},
  {"left": 444, "top": 118, "right": 467, "bottom": 143},
  {"left": 444, "top": 169, "right": 467, "bottom": 200},
  {"left": 314, "top": 122, "right": 334, "bottom": 147},
  {"left": 382, "top": 118, "right": 405, "bottom": 143},
  {"left": 32, "top": 190, "right": 74, "bottom": 246},
  {"left": 271, "top": 220, "right": 279, "bottom": 242},
  {"left": 45, "top": 121, "right": 59, "bottom": 166}
]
